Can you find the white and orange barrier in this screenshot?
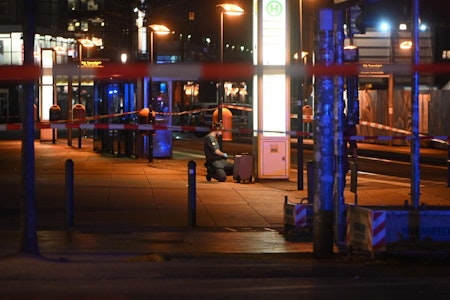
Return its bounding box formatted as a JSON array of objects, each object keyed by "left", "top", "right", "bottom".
[{"left": 346, "top": 205, "right": 450, "bottom": 253}]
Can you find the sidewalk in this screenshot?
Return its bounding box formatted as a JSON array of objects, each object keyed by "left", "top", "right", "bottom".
[{"left": 0, "top": 138, "right": 449, "bottom": 257}]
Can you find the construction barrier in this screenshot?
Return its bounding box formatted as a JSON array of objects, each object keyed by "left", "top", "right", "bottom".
[
  {"left": 284, "top": 197, "right": 313, "bottom": 236},
  {"left": 346, "top": 205, "right": 450, "bottom": 253}
]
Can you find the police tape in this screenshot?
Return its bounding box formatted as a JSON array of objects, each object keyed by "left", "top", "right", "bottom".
[
  {"left": 44, "top": 105, "right": 243, "bottom": 124},
  {"left": 1, "top": 122, "right": 448, "bottom": 143},
  {"left": 3, "top": 62, "right": 450, "bottom": 81},
  {"left": 0, "top": 103, "right": 448, "bottom": 143}
]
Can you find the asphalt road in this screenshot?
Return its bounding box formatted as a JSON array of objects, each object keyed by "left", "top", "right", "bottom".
[{"left": 1, "top": 253, "right": 450, "bottom": 299}]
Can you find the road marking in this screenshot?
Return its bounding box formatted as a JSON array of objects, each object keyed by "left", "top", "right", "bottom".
[
  {"left": 357, "top": 173, "right": 418, "bottom": 187},
  {"left": 173, "top": 150, "right": 205, "bottom": 159},
  {"left": 360, "top": 155, "right": 446, "bottom": 169}
]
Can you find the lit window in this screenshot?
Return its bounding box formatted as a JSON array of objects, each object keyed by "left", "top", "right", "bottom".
[{"left": 81, "top": 22, "right": 89, "bottom": 32}]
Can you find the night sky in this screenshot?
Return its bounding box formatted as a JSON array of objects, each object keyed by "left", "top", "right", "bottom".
[
  {"left": 146, "top": 0, "right": 450, "bottom": 50},
  {"left": 148, "top": 0, "right": 253, "bottom": 47}
]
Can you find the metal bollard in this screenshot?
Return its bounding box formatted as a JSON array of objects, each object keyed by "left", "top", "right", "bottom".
[
  {"left": 65, "top": 159, "right": 74, "bottom": 229},
  {"left": 188, "top": 160, "right": 196, "bottom": 227},
  {"left": 350, "top": 161, "right": 358, "bottom": 205},
  {"left": 447, "top": 142, "right": 450, "bottom": 188},
  {"left": 306, "top": 161, "right": 315, "bottom": 204},
  {"left": 78, "top": 129, "right": 82, "bottom": 149},
  {"left": 148, "top": 130, "right": 153, "bottom": 162}
]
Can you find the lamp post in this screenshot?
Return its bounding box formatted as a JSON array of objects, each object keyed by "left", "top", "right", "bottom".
[
  {"left": 77, "top": 38, "right": 95, "bottom": 104},
  {"left": 216, "top": 3, "right": 244, "bottom": 148},
  {"left": 149, "top": 24, "right": 171, "bottom": 64},
  {"left": 78, "top": 39, "right": 95, "bottom": 66},
  {"left": 146, "top": 24, "right": 170, "bottom": 162},
  {"left": 67, "top": 39, "right": 94, "bottom": 147}
]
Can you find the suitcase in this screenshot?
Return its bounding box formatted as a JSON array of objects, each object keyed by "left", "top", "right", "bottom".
[{"left": 233, "top": 153, "right": 253, "bottom": 183}]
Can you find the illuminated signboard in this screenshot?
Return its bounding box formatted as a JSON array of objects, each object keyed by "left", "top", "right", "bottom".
[
  {"left": 261, "top": 0, "right": 287, "bottom": 137},
  {"left": 253, "top": 0, "right": 290, "bottom": 179},
  {"left": 80, "top": 60, "right": 104, "bottom": 68},
  {"left": 361, "top": 63, "right": 385, "bottom": 75},
  {"left": 262, "top": 0, "right": 286, "bottom": 65},
  {"left": 41, "top": 49, "right": 54, "bottom": 121}
]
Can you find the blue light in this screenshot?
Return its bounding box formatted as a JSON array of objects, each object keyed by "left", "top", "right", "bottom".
[
  {"left": 379, "top": 21, "right": 391, "bottom": 32},
  {"left": 160, "top": 82, "right": 167, "bottom": 93}
]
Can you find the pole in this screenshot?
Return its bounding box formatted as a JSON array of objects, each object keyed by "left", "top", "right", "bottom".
[
  {"left": 21, "top": 0, "right": 39, "bottom": 255},
  {"left": 78, "top": 43, "right": 82, "bottom": 149},
  {"left": 78, "top": 43, "right": 82, "bottom": 105},
  {"left": 65, "top": 159, "right": 74, "bottom": 229},
  {"left": 334, "top": 8, "right": 346, "bottom": 243},
  {"left": 148, "top": 118, "right": 153, "bottom": 162},
  {"left": 188, "top": 160, "right": 197, "bottom": 227},
  {"left": 150, "top": 31, "right": 154, "bottom": 64},
  {"left": 313, "top": 9, "right": 335, "bottom": 258},
  {"left": 78, "top": 126, "right": 82, "bottom": 148},
  {"left": 411, "top": 0, "right": 420, "bottom": 208},
  {"left": 67, "top": 76, "right": 73, "bottom": 146},
  {"left": 218, "top": 12, "right": 224, "bottom": 149},
  {"left": 447, "top": 141, "right": 450, "bottom": 188},
  {"left": 297, "top": 0, "right": 304, "bottom": 191},
  {"left": 149, "top": 31, "right": 154, "bottom": 162}
]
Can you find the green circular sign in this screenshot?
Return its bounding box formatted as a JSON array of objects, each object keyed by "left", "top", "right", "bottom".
[{"left": 266, "top": 1, "right": 283, "bottom": 17}]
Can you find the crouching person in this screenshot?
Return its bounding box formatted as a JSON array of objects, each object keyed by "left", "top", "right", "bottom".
[{"left": 204, "top": 122, "right": 234, "bottom": 182}]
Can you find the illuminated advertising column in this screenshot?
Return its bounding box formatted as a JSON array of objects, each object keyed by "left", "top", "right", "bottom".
[
  {"left": 253, "top": 0, "right": 290, "bottom": 179},
  {"left": 40, "top": 48, "right": 55, "bottom": 141}
]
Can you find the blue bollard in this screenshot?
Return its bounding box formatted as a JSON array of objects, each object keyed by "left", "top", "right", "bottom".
[
  {"left": 447, "top": 142, "right": 450, "bottom": 188},
  {"left": 188, "top": 160, "right": 196, "bottom": 227}
]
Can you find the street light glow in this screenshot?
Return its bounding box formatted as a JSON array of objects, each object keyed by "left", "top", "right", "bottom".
[
  {"left": 216, "top": 3, "right": 245, "bottom": 16},
  {"left": 77, "top": 38, "right": 95, "bottom": 48},
  {"left": 400, "top": 41, "right": 412, "bottom": 50},
  {"left": 120, "top": 53, "right": 128, "bottom": 64},
  {"left": 148, "top": 24, "right": 171, "bottom": 35}
]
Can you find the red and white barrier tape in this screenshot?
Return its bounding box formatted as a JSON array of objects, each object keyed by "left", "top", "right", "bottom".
[
  {"left": 1, "top": 104, "right": 448, "bottom": 143},
  {"left": 1, "top": 122, "right": 448, "bottom": 143},
  {"left": 3, "top": 62, "right": 450, "bottom": 81}
]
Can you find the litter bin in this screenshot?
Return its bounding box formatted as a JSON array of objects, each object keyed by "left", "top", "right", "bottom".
[
  {"left": 49, "top": 104, "right": 62, "bottom": 143},
  {"left": 213, "top": 107, "right": 232, "bottom": 141},
  {"left": 138, "top": 108, "right": 155, "bottom": 161},
  {"left": 73, "top": 104, "right": 86, "bottom": 148}
]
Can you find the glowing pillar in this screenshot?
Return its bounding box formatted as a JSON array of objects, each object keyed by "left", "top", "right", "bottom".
[
  {"left": 40, "top": 48, "right": 55, "bottom": 141},
  {"left": 253, "top": 0, "right": 290, "bottom": 179}
]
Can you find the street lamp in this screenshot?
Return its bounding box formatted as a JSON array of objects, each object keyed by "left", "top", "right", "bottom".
[
  {"left": 216, "top": 3, "right": 244, "bottom": 148},
  {"left": 77, "top": 38, "right": 95, "bottom": 66},
  {"left": 217, "top": 4, "right": 244, "bottom": 63},
  {"left": 148, "top": 24, "right": 171, "bottom": 64},
  {"left": 77, "top": 38, "right": 95, "bottom": 105},
  {"left": 73, "top": 38, "right": 95, "bottom": 148},
  {"left": 120, "top": 53, "right": 128, "bottom": 64},
  {"left": 145, "top": 24, "right": 171, "bottom": 162}
]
